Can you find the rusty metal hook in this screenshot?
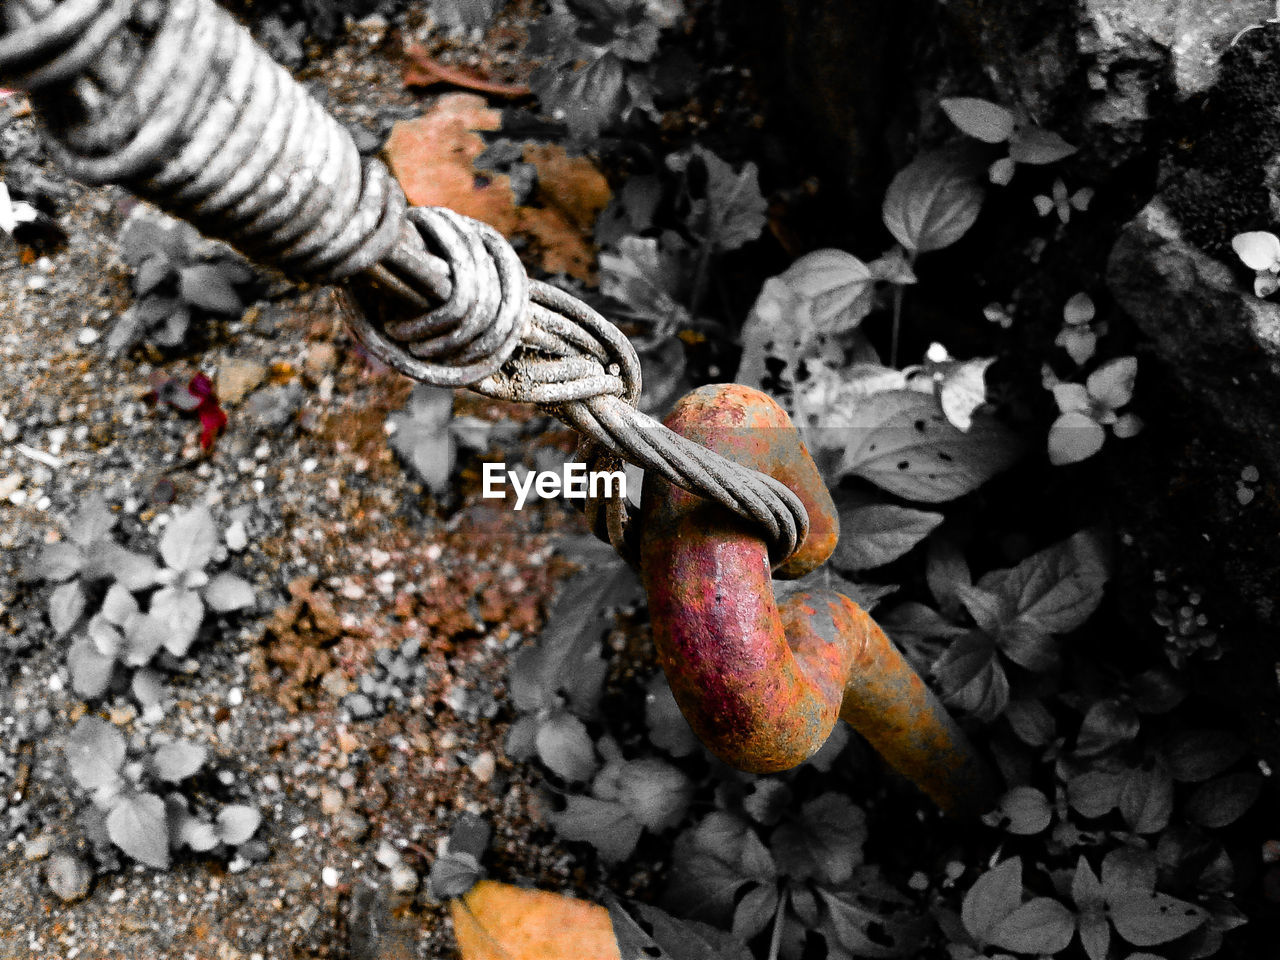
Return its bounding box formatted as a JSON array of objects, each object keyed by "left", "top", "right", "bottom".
[{"left": 638, "top": 384, "right": 998, "bottom": 815}]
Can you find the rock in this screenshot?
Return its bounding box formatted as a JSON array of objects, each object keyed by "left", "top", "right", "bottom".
[
  {"left": 389, "top": 863, "right": 419, "bottom": 894},
  {"left": 469, "top": 751, "right": 496, "bottom": 784},
  {"left": 24, "top": 833, "right": 52, "bottom": 861},
  {"left": 1108, "top": 201, "right": 1280, "bottom": 480},
  {"left": 46, "top": 852, "right": 92, "bottom": 903},
  {"left": 337, "top": 810, "right": 369, "bottom": 842},
  {"left": 217, "top": 360, "right": 267, "bottom": 407},
  {"left": 244, "top": 383, "right": 304, "bottom": 430}
]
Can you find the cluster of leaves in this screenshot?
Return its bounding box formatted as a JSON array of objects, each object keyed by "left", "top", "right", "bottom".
[
  {"left": 1231, "top": 230, "right": 1280, "bottom": 297},
  {"left": 504, "top": 544, "right": 702, "bottom": 863},
  {"left": 29, "top": 496, "right": 255, "bottom": 708},
  {"left": 66, "top": 716, "right": 261, "bottom": 869},
  {"left": 110, "top": 211, "right": 255, "bottom": 355},
  {"left": 528, "top": 0, "right": 686, "bottom": 144},
  {"left": 598, "top": 143, "right": 768, "bottom": 351},
  {"left": 939, "top": 97, "right": 1078, "bottom": 187}
]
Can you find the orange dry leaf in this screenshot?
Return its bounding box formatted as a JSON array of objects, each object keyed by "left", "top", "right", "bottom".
[
  {"left": 382, "top": 95, "right": 611, "bottom": 283},
  {"left": 450, "top": 881, "right": 622, "bottom": 960},
  {"left": 383, "top": 93, "right": 517, "bottom": 234}
]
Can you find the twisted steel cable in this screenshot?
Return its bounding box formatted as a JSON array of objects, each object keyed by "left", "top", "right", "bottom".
[{"left": 0, "top": 0, "right": 809, "bottom": 562}]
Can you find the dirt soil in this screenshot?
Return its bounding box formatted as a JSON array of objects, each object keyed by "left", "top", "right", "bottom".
[{"left": 0, "top": 11, "right": 640, "bottom": 960}]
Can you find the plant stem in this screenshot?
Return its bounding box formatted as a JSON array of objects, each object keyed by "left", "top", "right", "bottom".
[
  {"left": 689, "top": 238, "right": 713, "bottom": 321},
  {"left": 888, "top": 252, "right": 918, "bottom": 369},
  {"left": 767, "top": 889, "right": 788, "bottom": 960}
]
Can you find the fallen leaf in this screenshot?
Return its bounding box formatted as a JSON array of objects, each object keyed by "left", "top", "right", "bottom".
[
  {"left": 383, "top": 94, "right": 517, "bottom": 233},
  {"left": 383, "top": 96, "right": 612, "bottom": 282},
  {"left": 450, "top": 880, "right": 622, "bottom": 960}
]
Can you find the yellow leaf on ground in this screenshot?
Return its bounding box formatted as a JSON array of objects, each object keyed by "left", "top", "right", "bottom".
[
  {"left": 382, "top": 97, "right": 611, "bottom": 284},
  {"left": 383, "top": 93, "right": 518, "bottom": 234},
  {"left": 450, "top": 880, "right": 622, "bottom": 960}
]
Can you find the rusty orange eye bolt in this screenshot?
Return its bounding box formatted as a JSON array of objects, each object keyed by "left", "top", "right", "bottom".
[{"left": 638, "top": 384, "right": 998, "bottom": 816}]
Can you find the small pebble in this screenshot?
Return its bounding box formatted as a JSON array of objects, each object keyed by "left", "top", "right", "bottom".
[
  {"left": 389, "top": 864, "right": 419, "bottom": 894},
  {"left": 469, "top": 751, "right": 496, "bottom": 784},
  {"left": 322, "top": 866, "right": 341, "bottom": 888},
  {"left": 77, "top": 327, "right": 100, "bottom": 346},
  {"left": 46, "top": 853, "right": 92, "bottom": 903},
  {"left": 225, "top": 520, "right": 248, "bottom": 552},
  {"left": 24, "top": 833, "right": 53, "bottom": 861}
]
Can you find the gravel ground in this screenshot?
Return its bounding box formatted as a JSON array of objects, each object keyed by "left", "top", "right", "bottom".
[{"left": 0, "top": 10, "right": 637, "bottom": 959}]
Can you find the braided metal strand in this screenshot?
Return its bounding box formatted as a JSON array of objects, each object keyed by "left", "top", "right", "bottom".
[{"left": 0, "top": 0, "right": 809, "bottom": 562}]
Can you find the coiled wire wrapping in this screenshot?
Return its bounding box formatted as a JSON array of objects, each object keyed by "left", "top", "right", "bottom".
[{"left": 0, "top": 0, "right": 810, "bottom": 563}]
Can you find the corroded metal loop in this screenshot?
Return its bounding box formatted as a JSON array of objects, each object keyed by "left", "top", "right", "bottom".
[{"left": 639, "top": 384, "right": 998, "bottom": 815}]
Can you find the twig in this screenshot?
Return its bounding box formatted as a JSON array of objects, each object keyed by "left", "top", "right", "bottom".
[{"left": 402, "top": 44, "right": 531, "bottom": 99}]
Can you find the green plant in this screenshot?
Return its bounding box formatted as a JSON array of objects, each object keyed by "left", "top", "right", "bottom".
[
  {"left": 940, "top": 97, "right": 1078, "bottom": 186},
  {"left": 65, "top": 716, "right": 261, "bottom": 869},
  {"left": 1044, "top": 356, "right": 1142, "bottom": 466},
  {"left": 110, "top": 210, "right": 255, "bottom": 354},
  {"left": 528, "top": 0, "right": 685, "bottom": 144},
  {"left": 1231, "top": 230, "right": 1280, "bottom": 297},
  {"left": 29, "top": 498, "right": 255, "bottom": 705}
]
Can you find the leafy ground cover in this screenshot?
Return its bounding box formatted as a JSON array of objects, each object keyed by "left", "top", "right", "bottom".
[{"left": 1, "top": 1, "right": 1277, "bottom": 959}]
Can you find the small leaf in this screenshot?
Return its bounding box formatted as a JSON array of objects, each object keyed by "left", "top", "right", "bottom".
[
  {"left": 1119, "top": 762, "right": 1174, "bottom": 834},
  {"left": 987, "top": 897, "right": 1075, "bottom": 954},
  {"left": 618, "top": 757, "right": 693, "bottom": 832},
  {"left": 389, "top": 384, "right": 456, "bottom": 496},
  {"left": 1087, "top": 356, "right": 1138, "bottom": 410},
  {"left": 1163, "top": 730, "right": 1245, "bottom": 783},
  {"left": 996, "top": 786, "right": 1052, "bottom": 835},
  {"left": 940, "top": 97, "right": 1015, "bottom": 143},
  {"left": 180, "top": 817, "right": 220, "bottom": 852},
  {"left": 1009, "top": 127, "right": 1077, "bottom": 164},
  {"left": 204, "top": 573, "right": 255, "bottom": 613},
  {"left": 151, "top": 586, "right": 205, "bottom": 657},
  {"left": 49, "top": 580, "right": 86, "bottom": 637},
  {"left": 980, "top": 529, "right": 1110, "bottom": 637},
  {"left": 933, "top": 632, "right": 1009, "bottom": 722},
  {"left": 882, "top": 150, "right": 985, "bottom": 253},
  {"left": 178, "top": 264, "right": 243, "bottom": 315},
  {"left": 770, "top": 792, "right": 867, "bottom": 884},
  {"left": 1067, "top": 770, "right": 1122, "bottom": 819},
  {"left": 107, "top": 792, "right": 170, "bottom": 868},
  {"left": 549, "top": 794, "right": 642, "bottom": 863},
  {"left": 1184, "top": 773, "right": 1261, "bottom": 828},
  {"left": 1232, "top": 231, "right": 1280, "bottom": 271},
  {"left": 1004, "top": 698, "right": 1056, "bottom": 746},
  {"left": 1108, "top": 890, "right": 1208, "bottom": 946},
  {"left": 68, "top": 636, "right": 116, "bottom": 699},
  {"left": 1076, "top": 699, "right": 1141, "bottom": 756},
  {"left": 645, "top": 673, "right": 700, "bottom": 758},
  {"left": 664, "top": 812, "right": 776, "bottom": 925},
  {"left": 106, "top": 545, "right": 161, "bottom": 591},
  {"left": 160, "top": 506, "right": 219, "bottom": 573},
  {"left": 35, "top": 542, "right": 84, "bottom": 582},
  {"left": 1049, "top": 410, "right": 1105, "bottom": 464},
  {"left": 961, "top": 856, "right": 1023, "bottom": 945},
  {"left": 215, "top": 804, "right": 262, "bottom": 845},
  {"left": 832, "top": 504, "right": 943, "bottom": 571},
  {"left": 66, "top": 716, "right": 125, "bottom": 790},
  {"left": 535, "top": 711, "right": 598, "bottom": 782},
  {"left": 151, "top": 741, "right": 207, "bottom": 782},
  {"left": 692, "top": 146, "right": 768, "bottom": 253},
  {"left": 124, "top": 612, "right": 169, "bottom": 666}
]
